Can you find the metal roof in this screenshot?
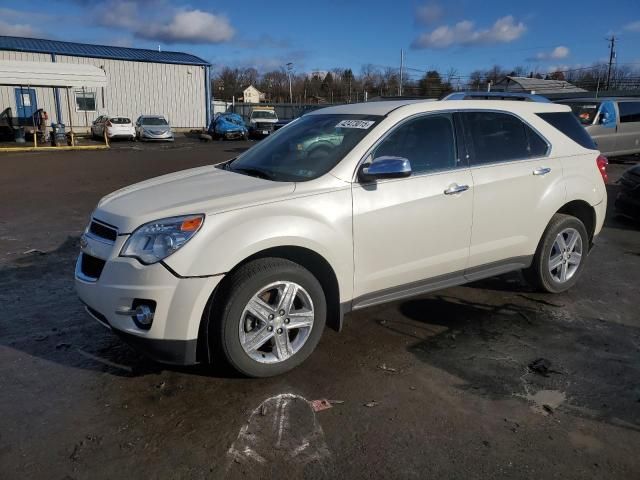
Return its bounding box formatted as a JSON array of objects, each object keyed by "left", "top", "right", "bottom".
[
  {"left": 0, "top": 35, "right": 210, "bottom": 66},
  {"left": 495, "top": 76, "right": 587, "bottom": 94}
]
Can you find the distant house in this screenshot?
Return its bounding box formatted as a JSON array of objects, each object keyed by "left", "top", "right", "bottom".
[
  {"left": 243, "top": 85, "right": 264, "bottom": 103},
  {"left": 493, "top": 76, "right": 587, "bottom": 95}
]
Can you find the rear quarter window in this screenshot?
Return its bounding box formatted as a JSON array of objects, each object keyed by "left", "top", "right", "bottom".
[
  {"left": 536, "top": 112, "right": 597, "bottom": 150},
  {"left": 618, "top": 102, "right": 640, "bottom": 123}
]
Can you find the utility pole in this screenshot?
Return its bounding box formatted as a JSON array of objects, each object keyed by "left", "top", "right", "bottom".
[
  {"left": 399, "top": 49, "right": 404, "bottom": 96},
  {"left": 286, "top": 62, "right": 294, "bottom": 104},
  {"left": 606, "top": 36, "right": 616, "bottom": 90}
]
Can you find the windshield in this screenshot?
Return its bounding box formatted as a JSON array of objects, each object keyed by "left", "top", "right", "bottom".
[
  {"left": 141, "top": 117, "right": 168, "bottom": 126},
  {"left": 560, "top": 102, "right": 600, "bottom": 125},
  {"left": 252, "top": 110, "right": 277, "bottom": 120},
  {"left": 225, "top": 114, "right": 382, "bottom": 182}
]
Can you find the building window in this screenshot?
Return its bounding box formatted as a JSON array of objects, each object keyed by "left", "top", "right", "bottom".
[{"left": 75, "top": 90, "right": 96, "bottom": 112}]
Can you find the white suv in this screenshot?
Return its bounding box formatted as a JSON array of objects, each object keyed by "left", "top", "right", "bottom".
[{"left": 75, "top": 100, "right": 608, "bottom": 377}]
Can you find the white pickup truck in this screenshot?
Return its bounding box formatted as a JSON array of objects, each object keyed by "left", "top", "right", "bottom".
[{"left": 248, "top": 107, "right": 278, "bottom": 138}]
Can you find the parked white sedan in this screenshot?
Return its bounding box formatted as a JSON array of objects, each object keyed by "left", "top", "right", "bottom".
[{"left": 91, "top": 116, "right": 136, "bottom": 141}]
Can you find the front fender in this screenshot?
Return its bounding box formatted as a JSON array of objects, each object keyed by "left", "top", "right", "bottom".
[{"left": 164, "top": 189, "right": 354, "bottom": 302}]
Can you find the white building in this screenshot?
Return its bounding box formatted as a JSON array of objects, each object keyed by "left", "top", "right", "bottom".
[
  {"left": 0, "top": 36, "right": 211, "bottom": 132},
  {"left": 242, "top": 85, "right": 263, "bottom": 103}
]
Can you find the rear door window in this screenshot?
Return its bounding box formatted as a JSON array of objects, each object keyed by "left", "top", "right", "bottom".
[
  {"left": 460, "top": 111, "right": 548, "bottom": 165},
  {"left": 536, "top": 112, "right": 597, "bottom": 150},
  {"left": 618, "top": 102, "right": 640, "bottom": 123}
]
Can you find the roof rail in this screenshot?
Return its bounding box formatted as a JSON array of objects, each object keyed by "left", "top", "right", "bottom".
[{"left": 443, "top": 91, "right": 550, "bottom": 103}]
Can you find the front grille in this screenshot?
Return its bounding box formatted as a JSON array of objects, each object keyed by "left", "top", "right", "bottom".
[
  {"left": 255, "top": 122, "right": 274, "bottom": 131},
  {"left": 81, "top": 253, "right": 106, "bottom": 279},
  {"left": 89, "top": 219, "right": 117, "bottom": 242}
]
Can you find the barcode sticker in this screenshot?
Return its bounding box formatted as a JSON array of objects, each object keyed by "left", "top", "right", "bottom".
[{"left": 335, "top": 120, "right": 375, "bottom": 129}]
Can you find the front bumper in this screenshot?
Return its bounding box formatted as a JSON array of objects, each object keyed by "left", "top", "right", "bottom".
[
  {"left": 83, "top": 304, "right": 199, "bottom": 364},
  {"left": 75, "top": 236, "right": 222, "bottom": 365},
  {"left": 140, "top": 130, "right": 174, "bottom": 141},
  {"left": 222, "top": 130, "right": 247, "bottom": 139}
]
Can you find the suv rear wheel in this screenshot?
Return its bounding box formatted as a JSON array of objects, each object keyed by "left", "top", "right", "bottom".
[
  {"left": 212, "top": 258, "right": 326, "bottom": 377},
  {"left": 525, "top": 214, "right": 589, "bottom": 293}
]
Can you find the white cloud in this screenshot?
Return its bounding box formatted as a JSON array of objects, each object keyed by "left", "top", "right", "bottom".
[
  {"left": 0, "top": 19, "right": 37, "bottom": 37},
  {"left": 528, "top": 45, "right": 570, "bottom": 61},
  {"left": 94, "top": 2, "right": 235, "bottom": 45},
  {"left": 411, "top": 16, "right": 526, "bottom": 49},
  {"left": 137, "top": 9, "right": 235, "bottom": 44},
  {"left": 97, "top": 1, "right": 139, "bottom": 29},
  {"left": 416, "top": 3, "right": 443, "bottom": 25},
  {"left": 623, "top": 20, "right": 640, "bottom": 32},
  {"left": 550, "top": 46, "right": 570, "bottom": 59}
]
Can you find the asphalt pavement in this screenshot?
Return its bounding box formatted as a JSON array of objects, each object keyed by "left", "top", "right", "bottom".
[{"left": 1, "top": 138, "right": 639, "bottom": 479}]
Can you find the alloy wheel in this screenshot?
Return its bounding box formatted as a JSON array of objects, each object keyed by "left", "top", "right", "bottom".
[
  {"left": 548, "top": 227, "right": 583, "bottom": 283},
  {"left": 238, "top": 281, "right": 315, "bottom": 364}
]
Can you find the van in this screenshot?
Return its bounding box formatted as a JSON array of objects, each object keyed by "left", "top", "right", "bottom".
[{"left": 556, "top": 97, "right": 640, "bottom": 157}]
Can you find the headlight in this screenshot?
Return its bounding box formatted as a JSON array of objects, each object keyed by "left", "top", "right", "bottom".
[{"left": 120, "top": 214, "right": 204, "bottom": 265}]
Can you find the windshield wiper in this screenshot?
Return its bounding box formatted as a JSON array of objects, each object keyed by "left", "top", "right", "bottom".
[{"left": 230, "top": 167, "right": 275, "bottom": 180}]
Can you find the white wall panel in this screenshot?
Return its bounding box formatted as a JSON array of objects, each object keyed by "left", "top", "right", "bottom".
[
  {"left": 0, "top": 51, "right": 59, "bottom": 123},
  {"left": 0, "top": 50, "right": 207, "bottom": 131},
  {"left": 57, "top": 55, "right": 206, "bottom": 130}
]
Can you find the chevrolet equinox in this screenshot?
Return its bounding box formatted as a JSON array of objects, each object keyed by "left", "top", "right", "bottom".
[{"left": 76, "top": 100, "right": 608, "bottom": 377}]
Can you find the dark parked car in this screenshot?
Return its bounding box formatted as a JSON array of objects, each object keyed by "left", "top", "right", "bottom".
[{"left": 615, "top": 164, "right": 640, "bottom": 220}]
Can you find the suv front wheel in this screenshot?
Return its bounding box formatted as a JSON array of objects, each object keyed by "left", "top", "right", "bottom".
[
  {"left": 525, "top": 213, "right": 589, "bottom": 293},
  {"left": 212, "top": 258, "right": 327, "bottom": 377}
]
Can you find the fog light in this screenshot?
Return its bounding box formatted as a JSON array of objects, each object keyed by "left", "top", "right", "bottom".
[
  {"left": 132, "top": 305, "right": 154, "bottom": 326},
  {"left": 116, "top": 300, "right": 155, "bottom": 330}
]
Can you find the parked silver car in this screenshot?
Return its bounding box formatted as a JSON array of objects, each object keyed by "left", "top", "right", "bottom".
[
  {"left": 556, "top": 97, "right": 640, "bottom": 157},
  {"left": 135, "top": 115, "right": 174, "bottom": 142}
]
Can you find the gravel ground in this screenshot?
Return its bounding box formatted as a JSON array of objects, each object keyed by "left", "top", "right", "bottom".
[{"left": 1, "top": 139, "right": 639, "bottom": 479}]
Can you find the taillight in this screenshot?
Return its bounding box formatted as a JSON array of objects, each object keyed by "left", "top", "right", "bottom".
[
  {"left": 596, "top": 154, "right": 608, "bottom": 184},
  {"left": 106, "top": 120, "right": 112, "bottom": 127}
]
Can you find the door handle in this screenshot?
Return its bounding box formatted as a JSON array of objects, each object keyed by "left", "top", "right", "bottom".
[
  {"left": 533, "top": 167, "right": 552, "bottom": 176},
  {"left": 444, "top": 184, "right": 469, "bottom": 195}
]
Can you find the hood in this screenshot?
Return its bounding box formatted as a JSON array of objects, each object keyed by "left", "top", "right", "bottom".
[
  {"left": 94, "top": 165, "right": 296, "bottom": 232},
  {"left": 251, "top": 118, "right": 278, "bottom": 123}
]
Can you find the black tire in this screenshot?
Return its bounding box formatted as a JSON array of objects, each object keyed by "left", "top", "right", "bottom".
[
  {"left": 211, "top": 258, "right": 326, "bottom": 377},
  {"left": 524, "top": 213, "right": 589, "bottom": 293}
]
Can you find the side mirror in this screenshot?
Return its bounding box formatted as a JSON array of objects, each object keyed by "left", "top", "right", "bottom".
[{"left": 359, "top": 156, "right": 412, "bottom": 182}]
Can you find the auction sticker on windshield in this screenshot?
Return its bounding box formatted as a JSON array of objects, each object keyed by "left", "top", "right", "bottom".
[{"left": 335, "top": 120, "right": 375, "bottom": 129}]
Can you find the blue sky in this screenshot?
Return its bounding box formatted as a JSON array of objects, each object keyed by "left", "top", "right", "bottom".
[{"left": 1, "top": 0, "right": 639, "bottom": 79}]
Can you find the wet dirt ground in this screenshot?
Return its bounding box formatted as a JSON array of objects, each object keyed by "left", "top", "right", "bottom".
[{"left": 1, "top": 139, "right": 639, "bottom": 479}]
